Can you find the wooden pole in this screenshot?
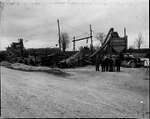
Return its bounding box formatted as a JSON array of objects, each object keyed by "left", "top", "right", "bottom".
[
  {"left": 124, "top": 27, "right": 126, "bottom": 37},
  {"left": 90, "top": 24, "right": 93, "bottom": 51},
  {"left": 73, "top": 36, "right": 75, "bottom": 51},
  {"left": 57, "top": 19, "right": 61, "bottom": 51}
]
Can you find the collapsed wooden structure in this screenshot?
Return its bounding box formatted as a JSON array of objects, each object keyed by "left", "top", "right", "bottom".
[{"left": 58, "top": 28, "right": 128, "bottom": 68}]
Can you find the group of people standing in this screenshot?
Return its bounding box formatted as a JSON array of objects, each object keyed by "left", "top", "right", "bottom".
[{"left": 95, "top": 55, "right": 121, "bottom": 72}]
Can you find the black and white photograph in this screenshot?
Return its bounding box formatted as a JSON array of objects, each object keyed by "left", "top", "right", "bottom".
[{"left": 0, "top": 0, "right": 149, "bottom": 118}]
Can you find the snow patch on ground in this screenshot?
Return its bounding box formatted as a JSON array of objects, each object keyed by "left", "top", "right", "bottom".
[
  {"left": 1, "top": 62, "right": 70, "bottom": 77},
  {"left": 1, "top": 65, "right": 149, "bottom": 118}
]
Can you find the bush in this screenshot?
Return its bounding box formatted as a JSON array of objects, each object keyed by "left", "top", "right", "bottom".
[{"left": 0, "top": 51, "right": 7, "bottom": 62}]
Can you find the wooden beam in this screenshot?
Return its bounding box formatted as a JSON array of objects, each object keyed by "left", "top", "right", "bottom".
[
  {"left": 72, "top": 36, "right": 91, "bottom": 42},
  {"left": 90, "top": 24, "right": 93, "bottom": 52},
  {"left": 57, "top": 19, "right": 61, "bottom": 50},
  {"left": 73, "top": 36, "right": 75, "bottom": 51}
]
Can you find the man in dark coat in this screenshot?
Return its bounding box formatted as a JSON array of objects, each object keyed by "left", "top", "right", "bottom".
[
  {"left": 105, "top": 56, "right": 110, "bottom": 72},
  {"left": 115, "top": 56, "right": 121, "bottom": 72},
  {"left": 109, "top": 57, "right": 114, "bottom": 72},
  {"left": 95, "top": 55, "right": 100, "bottom": 71},
  {"left": 101, "top": 56, "right": 105, "bottom": 72}
]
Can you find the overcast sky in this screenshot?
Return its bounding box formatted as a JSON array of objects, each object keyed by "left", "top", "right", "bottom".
[{"left": 0, "top": 0, "right": 149, "bottom": 50}]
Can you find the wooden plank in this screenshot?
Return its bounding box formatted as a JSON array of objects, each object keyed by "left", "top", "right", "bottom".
[
  {"left": 111, "top": 38, "right": 127, "bottom": 48},
  {"left": 112, "top": 46, "right": 126, "bottom": 52},
  {"left": 72, "top": 36, "right": 91, "bottom": 42},
  {"left": 112, "top": 43, "right": 127, "bottom": 46}
]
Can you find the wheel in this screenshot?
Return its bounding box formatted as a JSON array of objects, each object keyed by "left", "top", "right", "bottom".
[{"left": 130, "top": 61, "right": 136, "bottom": 68}]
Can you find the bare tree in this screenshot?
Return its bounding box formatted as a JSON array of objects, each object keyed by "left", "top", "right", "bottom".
[
  {"left": 60, "top": 32, "right": 70, "bottom": 52},
  {"left": 135, "top": 33, "right": 144, "bottom": 49},
  {"left": 95, "top": 32, "right": 106, "bottom": 46}
]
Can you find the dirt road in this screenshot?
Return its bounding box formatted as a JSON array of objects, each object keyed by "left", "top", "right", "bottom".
[{"left": 1, "top": 66, "right": 149, "bottom": 118}]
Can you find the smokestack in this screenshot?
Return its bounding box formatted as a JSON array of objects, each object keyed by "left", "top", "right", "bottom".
[{"left": 124, "top": 27, "right": 126, "bottom": 37}]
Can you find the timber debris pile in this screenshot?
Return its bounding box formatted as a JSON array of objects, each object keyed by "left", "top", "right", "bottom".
[{"left": 0, "top": 26, "right": 147, "bottom": 70}]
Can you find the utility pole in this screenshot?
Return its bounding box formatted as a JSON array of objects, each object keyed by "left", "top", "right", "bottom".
[
  {"left": 73, "top": 36, "right": 75, "bottom": 51},
  {"left": 72, "top": 25, "right": 93, "bottom": 51},
  {"left": 90, "top": 24, "right": 93, "bottom": 52},
  {"left": 57, "top": 19, "right": 61, "bottom": 51},
  {"left": 72, "top": 36, "right": 91, "bottom": 51},
  {"left": 124, "top": 27, "right": 128, "bottom": 50},
  {"left": 124, "top": 27, "right": 126, "bottom": 37}
]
